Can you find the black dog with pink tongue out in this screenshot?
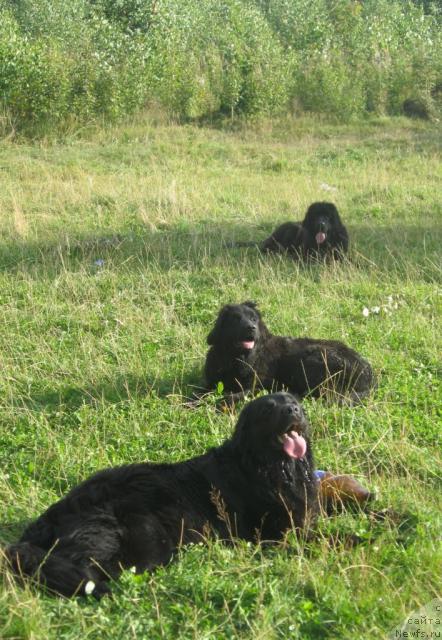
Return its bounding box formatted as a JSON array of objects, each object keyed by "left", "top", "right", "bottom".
[
  {"left": 5, "top": 393, "right": 318, "bottom": 599},
  {"left": 233, "top": 202, "right": 348, "bottom": 261},
  {"left": 261, "top": 201, "right": 349, "bottom": 260},
  {"left": 204, "top": 301, "right": 374, "bottom": 405}
]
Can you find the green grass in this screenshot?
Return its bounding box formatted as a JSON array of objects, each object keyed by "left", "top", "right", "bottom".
[{"left": 0, "top": 114, "right": 441, "bottom": 639}]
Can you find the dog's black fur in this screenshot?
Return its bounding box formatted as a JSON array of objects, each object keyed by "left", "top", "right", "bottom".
[
  {"left": 204, "top": 302, "right": 374, "bottom": 404},
  {"left": 4, "top": 393, "right": 318, "bottom": 598},
  {"left": 234, "top": 202, "right": 348, "bottom": 260}
]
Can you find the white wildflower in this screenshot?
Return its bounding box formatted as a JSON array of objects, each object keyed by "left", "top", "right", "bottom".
[
  {"left": 362, "top": 307, "right": 370, "bottom": 317},
  {"left": 84, "top": 580, "right": 96, "bottom": 595},
  {"left": 320, "top": 182, "right": 338, "bottom": 193}
]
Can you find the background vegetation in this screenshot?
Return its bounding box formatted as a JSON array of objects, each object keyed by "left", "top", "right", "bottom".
[
  {"left": 0, "top": 114, "right": 440, "bottom": 638},
  {"left": 0, "top": 0, "right": 441, "bottom": 134}
]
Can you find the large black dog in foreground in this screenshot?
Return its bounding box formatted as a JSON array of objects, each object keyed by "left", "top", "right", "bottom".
[
  {"left": 234, "top": 202, "right": 349, "bottom": 260},
  {"left": 5, "top": 393, "right": 318, "bottom": 598},
  {"left": 204, "top": 302, "right": 374, "bottom": 404}
]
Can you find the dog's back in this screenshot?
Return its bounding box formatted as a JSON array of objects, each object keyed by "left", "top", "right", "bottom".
[
  {"left": 272, "top": 336, "right": 374, "bottom": 401},
  {"left": 261, "top": 222, "right": 304, "bottom": 254}
]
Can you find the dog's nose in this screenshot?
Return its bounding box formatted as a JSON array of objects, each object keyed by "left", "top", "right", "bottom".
[{"left": 286, "top": 404, "right": 301, "bottom": 416}]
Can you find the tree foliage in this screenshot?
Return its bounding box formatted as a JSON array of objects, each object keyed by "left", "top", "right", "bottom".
[{"left": 0, "top": 0, "right": 440, "bottom": 133}]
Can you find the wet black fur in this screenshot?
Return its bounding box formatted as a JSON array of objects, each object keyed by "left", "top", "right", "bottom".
[
  {"left": 4, "top": 394, "right": 317, "bottom": 598},
  {"left": 204, "top": 302, "right": 374, "bottom": 404}
]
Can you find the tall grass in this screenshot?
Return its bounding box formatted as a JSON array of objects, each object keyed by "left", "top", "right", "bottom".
[
  {"left": 0, "top": 0, "right": 441, "bottom": 134},
  {"left": 0, "top": 115, "right": 440, "bottom": 638}
]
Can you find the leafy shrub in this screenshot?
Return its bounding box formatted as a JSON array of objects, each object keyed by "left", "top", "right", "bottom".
[
  {"left": 144, "top": 0, "right": 289, "bottom": 118},
  {"left": 0, "top": 0, "right": 441, "bottom": 134},
  {"left": 0, "top": 10, "right": 71, "bottom": 129},
  {"left": 258, "top": 0, "right": 442, "bottom": 117},
  {"left": 88, "top": 0, "right": 157, "bottom": 33},
  {"left": 0, "top": 0, "right": 153, "bottom": 132}
]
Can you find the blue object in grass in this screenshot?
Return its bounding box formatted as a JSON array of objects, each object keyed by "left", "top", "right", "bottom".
[{"left": 314, "top": 470, "right": 327, "bottom": 481}]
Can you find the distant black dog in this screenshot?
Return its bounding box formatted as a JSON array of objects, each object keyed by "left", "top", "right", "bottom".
[
  {"left": 204, "top": 302, "right": 374, "bottom": 404},
  {"left": 234, "top": 202, "right": 348, "bottom": 260},
  {"left": 5, "top": 393, "right": 318, "bottom": 598}
]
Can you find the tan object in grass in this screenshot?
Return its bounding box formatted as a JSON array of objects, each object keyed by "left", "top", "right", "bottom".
[{"left": 319, "top": 472, "right": 374, "bottom": 511}]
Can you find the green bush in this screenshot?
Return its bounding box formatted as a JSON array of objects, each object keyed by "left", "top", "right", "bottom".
[
  {"left": 0, "top": 10, "right": 71, "bottom": 129},
  {"left": 0, "top": 0, "right": 441, "bottom": 133},
  {"left": 0, "top": 0, "right": 154, "bottom": 131},
  {"left": 259, "top": 0, "right": 442, "bottom": 117},
  {"left": 144, "top": 0, "right": 289, "bottom": 118},
  {"left": 88, "top": 0, "right": 157, "bottom": 33}
]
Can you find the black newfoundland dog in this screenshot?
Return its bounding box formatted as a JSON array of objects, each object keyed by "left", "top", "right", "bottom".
[
  {"left": 235, "top": 202, "right": 348, "bottom": 260},
  {"left": 5, "top": 393, "right": 318, "bottom": 598},
  {"left": 204, "top": 302, "right": 374, "bottom": 404}
]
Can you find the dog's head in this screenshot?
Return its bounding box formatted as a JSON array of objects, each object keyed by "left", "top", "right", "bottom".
[
  {"left": 302, "top": 202, "right": 342, "bottom": 246},
  {"left": 207, "top": 301, "right": 265, "bottom": 352},
  {"left": 232, "top": 392, "right": 312, "bottom": 462}
]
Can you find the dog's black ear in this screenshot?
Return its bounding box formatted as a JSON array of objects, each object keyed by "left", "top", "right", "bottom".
[
  {"left": 207, "top": 325, "right": 220, "bottom": 345},
  {"left": 327, "top": 203, "right": 341, "bottom": 224},
  {"left": 231, "top": 405, "right": 250, "bottom": 447},
  {"left": 242, "top": 300, "right": 257, "bottom": 310},
  {"left": 302, "top": 203, "right": 317, "bottom": 229},
  {"left": 207, "top": 307, "right": 227, "bottom": 345}
]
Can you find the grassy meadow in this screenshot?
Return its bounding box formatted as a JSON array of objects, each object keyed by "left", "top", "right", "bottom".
[{"left": 0, "top": 115, "right": 441, "bottom": 639}]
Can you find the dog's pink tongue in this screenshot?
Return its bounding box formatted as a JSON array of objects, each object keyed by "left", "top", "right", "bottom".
[
  {"left": 283, "top": 432, "right": 307, "bottom": 459},
  {"left": 241, "top": 340, "right": 255, "bottom": 349},
  {"left": 316, "top": 232, "right": 326, "bottom": 244}
]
